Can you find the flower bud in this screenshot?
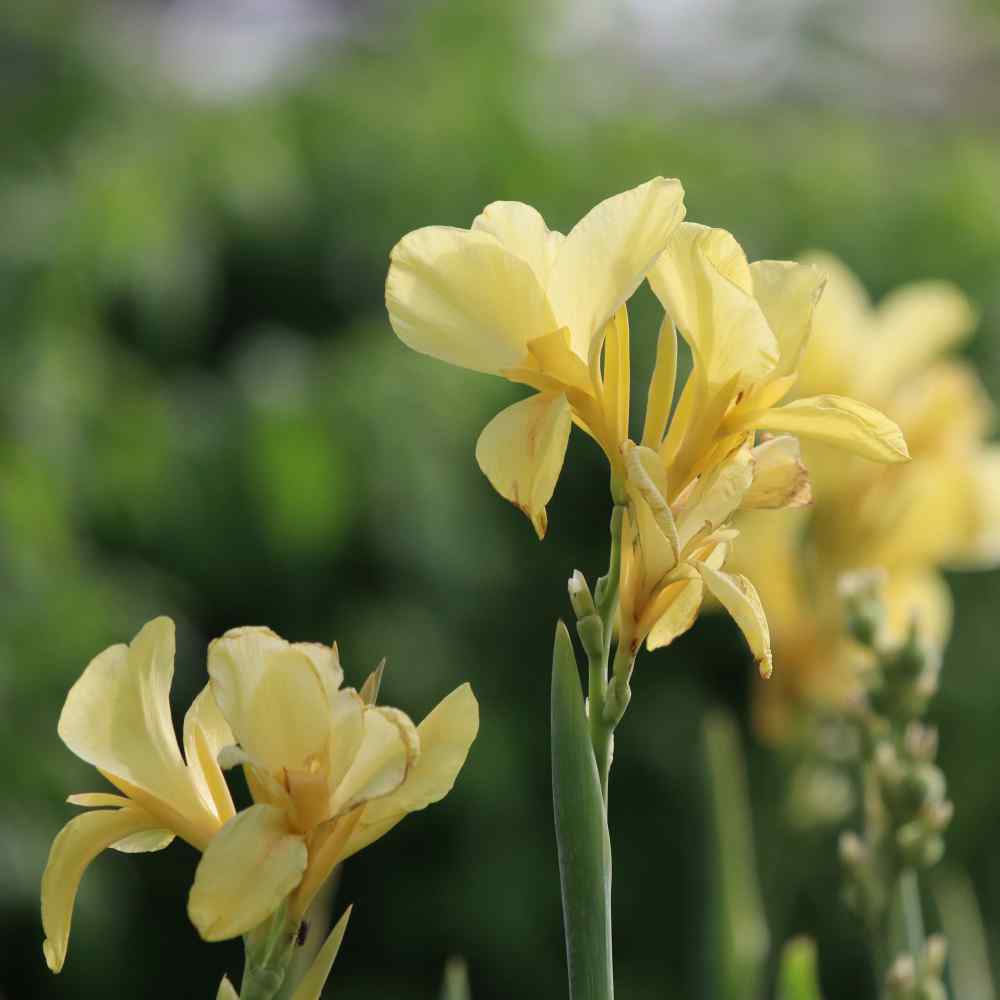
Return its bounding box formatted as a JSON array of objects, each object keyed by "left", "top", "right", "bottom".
[
  {"left": 568, "top": 570, "right": 598, "bottom": 620},
  {"left": 924, "top": 934, "right": 948, "bottom": 977},
  {"left": 839, "top": 569, "right": 886, "bottom": 648}
]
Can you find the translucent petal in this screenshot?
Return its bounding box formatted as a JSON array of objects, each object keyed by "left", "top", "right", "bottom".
[
  {"left": 475, "top": 392, "right": 572, "bottom": 539},
  {"left": 547, "top": 177, "right": 685, "bottom": 359},
  {"left": 741, "top": 436, "right": 812, "bottom": 510},
  {"left": 329, "top": 708, "right": 410, "bottom": 815},
  {"left": 386, "top": 226, "right": 556, "bottom": 374},
  {"left": 188, "top": 804, "right": 307, "bottom": 942},
  {"left": 749, "top": 260, "right": 825, "bottom": 379},
  {"left": 183, "top": 684, "right": 236, "bottom": 824}
]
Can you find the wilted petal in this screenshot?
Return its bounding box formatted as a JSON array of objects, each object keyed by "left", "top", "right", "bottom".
[
  {"left": 183, "top": 685, "right": 236, "bottom": 825},
  {"left": 208, "top": 630, "right": 332, "bottom": 775},
  {"left": 42, "top": 806, "right": 161, "bottom": 972},
  {"left": 386, "top": 226, "right": 556, "bottom": 374},
  {"left": 290, "top": 906, "right": 353, "bottom": 1000},
  {"left": 646, "top": 576, "right": 704, "bottom": 651},
  {"left": 475, "top": 392, "right": 572, "bottom": 539},
  {"left": 472, "top": 201, "right": 564, "bottom": 288},
  {"left": 343, "top": 684, "right": 479, "bottom": 860},
  {"left": 547, "top": 177, "right": 686, "bottom": 359},
  {"left": 746, "top": 395, "right": 909, "bottom": 464},
  {"left": 742, "top": 436, "right": 812, "bottom": 509},
  {"left": 749, "top": 260, "right": 825, "bottom": 379},
  {"left": 696, "top": 563, "right": 773, "bottom": 678},
  {"left": 188, "top": 804, "right": 307, "bottom": 942},
  {"left": 57, "top": 617, "right": 203, "bottom": 822},
  {"left": 648, "top": 223, "right": 778, "bottom": 391}
]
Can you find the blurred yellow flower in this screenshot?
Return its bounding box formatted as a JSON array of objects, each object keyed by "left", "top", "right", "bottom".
[
  {"left": 385, "top": 178, "right": 686, "bottom": 536},
  {"left": 615, "top": 226, "right": 909, "bottom": 679},
  {"left": 187, "top": 626, "right": 478, "bottom": 940},
  {"left": 730, "top": 254, "right": 1000, "bottom": 739},
  {"left": 41, "top": 617, "right": 235, "bottom": 973}
]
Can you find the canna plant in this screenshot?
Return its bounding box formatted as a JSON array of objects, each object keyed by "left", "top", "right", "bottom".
[
  {"left": 385, "top": 180, "right": 909, "bottom": 998},
  {"left": 41, "top": 617, "right": 478, "bottom": 998}
]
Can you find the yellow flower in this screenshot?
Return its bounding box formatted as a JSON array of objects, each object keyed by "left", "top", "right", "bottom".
[
  {"left": 385, "top": 178, "right": 686, "bottom": 536},
  {"left": 187, "top": 626, "right": 478, "bottom": 940},
  {"left": 729, "top": 254, "right": 1000, "bottom": 739},
  {"left": 41, "top": 617, "right": 236, "bottom": 973},
  {"left": 616, "top": 225, "right": 909, "bottom": 678}
]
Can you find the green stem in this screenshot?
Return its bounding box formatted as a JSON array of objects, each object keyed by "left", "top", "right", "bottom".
[{"left": 240, "top": 907, "right": 299, "bottom": 1000}]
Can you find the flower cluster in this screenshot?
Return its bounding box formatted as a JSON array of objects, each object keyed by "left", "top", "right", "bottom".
[
  {"left": 41, "top": 617, "right": 478, "bottom": 977},
  {"left": 386, "top": 181, "right": 909, "bottom": 680},
  {"left": 729, "top": 256, "right": 1000, "bottom": 738}
]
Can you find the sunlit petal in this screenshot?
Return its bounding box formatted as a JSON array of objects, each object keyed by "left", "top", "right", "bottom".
[
  {"left": 749, "top": 260, "right": 825, "bottom": 379},
  {"left": 183, "top": 685, "right": 236, "bottom": 825},
  {"left": 472, "top": 201, "right": 564, "bottom": 288}
]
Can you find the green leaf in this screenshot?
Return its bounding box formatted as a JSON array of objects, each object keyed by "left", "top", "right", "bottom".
[
  {"left": 551, "top": 620, "right": 614, "bottom": 1000},
  {"left": 777, "top": 937, "right": 824, "bottom": 1000}
]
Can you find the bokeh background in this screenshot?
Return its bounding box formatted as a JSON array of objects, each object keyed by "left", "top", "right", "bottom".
[{"left": 4, "top": 1, "right": 1000, "bottom": 997}]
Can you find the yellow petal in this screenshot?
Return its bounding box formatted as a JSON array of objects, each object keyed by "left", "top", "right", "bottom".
[
  {"left": 623, "top": 443, "right": 679, "bottom": 592},
  {"left": 747, "top": 395, "right": 909, "bottom": 464},
  {"left": 648, "top": 223, "right": 778, "bottom": 390},
  {"left": 646, "top": 576, "right": 704, "bottom": 651},
  {"left": 217, "top": 976, "right": 240, "bottom": 1000},
  {"left": 675, "top": 445, "right": 755, "bottom": 550},
  {"left": 386, "top": 226, "right": 556, "bottom": 374},
  {"left": 330, "top": 707, "right": 411, "bottom": 815},
  {"left": 546, "top": 177, "right": 686, "bottom": 359},
  {"left": 696, "top": 563, "right": 773, "bottom": 678},
  {"left": 749, "top": 260, "right": 825, "bottom": 379},
  {"left": 862, "top": 281, "right": 977, "bottom": 396},
  {"left": 324, "top": 687, "right": 367, "bottom": 794},
  {"left": 57, "top": 617, "right": 207, "bottom": 825},
  {"left": 290, "top": 906, "right": 353, "bottom": 1000},
  {"left": 472, "top": 201, "right": 564, "bottom": 288},
  {"left": 67, "top": 792, "right": 132, "bottom": 808},
  {"left": 183, "top": 684, "right": 236, "bottom": 825},
  {"left": 741, "top": 436, "right": 812, "bottom": 510},
  {"left": 208, "top": 629, "right": 334, "bottom": 775},
  {"left": 343, "top": 684, "right": 479, "bottom": 860},
  {"left": 475, "top": 392, "right": 572, "bottom": 539},
  {"left": 641, "top": 317, "right": 678, "bottom": 449},
  {"left": 41, "top": 806, "right": 160, "bottom": 972},
  {"left": 188, "top": 804, "right": 308, "bottom": 942}
]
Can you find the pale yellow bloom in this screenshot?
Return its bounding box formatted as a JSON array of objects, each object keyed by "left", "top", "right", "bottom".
[
  {"left": 41, "top": 617, "right": 235, "bottom": 973},
  {"left": 729, "top": 254, "right": 1000, "bottom": 739},
  {"left": 615, "top": 225, "right": 909, "bottom": 676},
  {"left": 386, "top": 178, "right": 686, "bottom": 536},
  {"left": 187, "top": 626, "right": 478, "bottom": 940}
]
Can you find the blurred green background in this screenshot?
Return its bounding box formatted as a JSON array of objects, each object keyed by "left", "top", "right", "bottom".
[{"left": 4, "top": 1, "right": 1000, "bottom": 997}]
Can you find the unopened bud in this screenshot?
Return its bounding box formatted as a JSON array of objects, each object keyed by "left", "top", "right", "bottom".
[
  {"left": 925, "top": 799, "right": 954, "bottom": 833},
  {"left": 839, "top": 569, "right": 886, "bottom": 647},
  {"left": 924, "top": 934, "right": 948, "bottom": 977},
  {"left": 839, "top": 830, "right": 867, "bottom": 869},
  {"left": 887, "top": 954, "right": 917, "bottom": 995},
  {"left": 568, "top": 570, "right": 598, "bottom": 620},
  {"left": 904, "top": 722, "right": 938, "bottom": 762}
]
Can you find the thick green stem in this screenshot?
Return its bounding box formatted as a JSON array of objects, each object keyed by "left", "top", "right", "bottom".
[{"left": 240, "top": 907, "right": 299, "bottom": 1000}]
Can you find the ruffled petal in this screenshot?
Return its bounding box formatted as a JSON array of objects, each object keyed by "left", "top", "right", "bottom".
[
  {"left": 547, "top": 177, "right": 686, "bottom": 359},
  {"left": 675, "top": 445, "right": 756, "bottom": 550},
  {"left": 188, "top": 804, "right": 307, "bottom": 942},
  {"left": 475, "top": 391, "right": 572, "bottom": 539},
  {"left": 41, "top": 806, "right": 161, "bottom": 972},
  {"left": 386, "top": 226, "right": 556, "bottom": 374},
  {"left": 472, "top": 201, "right": 564, "bottom": 288},
  {"left": 342, "top": 683, "right": 479, "bottom": 860},
  {"left": 329, "top": 708, "right": 411, "bottom": 816},
  {"left": 696, "top": 563, "right": 773, "bottom": 678},
  {"left": 745, "top": 395, "right": 909, "bottom": 464}
]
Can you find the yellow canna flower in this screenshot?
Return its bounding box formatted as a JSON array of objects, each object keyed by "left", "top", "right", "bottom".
[
  {"left": 41, "top": 617, "right": 236, "bottom": 973},
  {"left": 187, "top": 626, "right": 479, "bottom": 940},
  {"left": 729, "top": 254, "right": 1000, "bottom": 739},
  {"left": 615, "top": 224, "right": 909, "bottom": 680},
  {"left": 385, "top": 178, "right": 687, "bottom": 536}
]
